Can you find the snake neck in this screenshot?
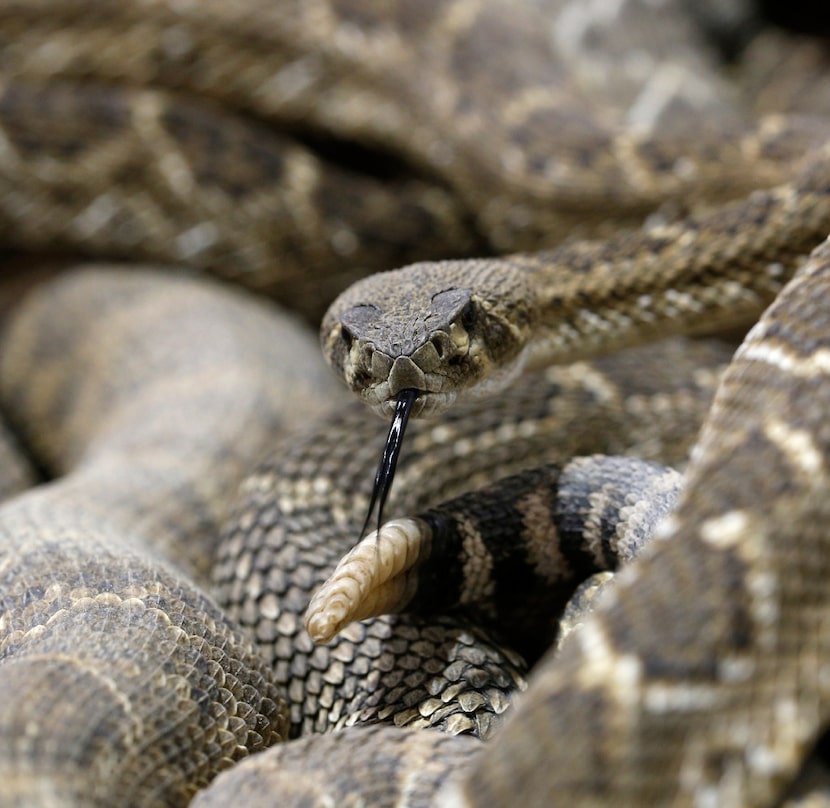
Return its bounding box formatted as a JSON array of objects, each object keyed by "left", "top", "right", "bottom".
[{"left": 526, "top": 171, "right": 830, "bottom": 366}]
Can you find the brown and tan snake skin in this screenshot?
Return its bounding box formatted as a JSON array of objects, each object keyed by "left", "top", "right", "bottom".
[{"left": 3, "top": 1, "right": 830, "bottom": 806}]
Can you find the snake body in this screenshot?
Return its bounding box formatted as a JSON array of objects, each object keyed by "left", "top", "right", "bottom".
[
  {"left": 1, "top": 0, "right": 828, "bottom": 322},
  {"left": 212, "top": 335, "right": 725, "bottom": 739},
  {"left": 452, "top": 233, "right": 830, "bottom": 806},
  {"left": 2, "top": 0, "right": 830, "bottom": 805},
  {"left": 203, "top": 215, "right": 830, "bottom": 807},
  {"left": 0, "top": 267, "right": 724, "bottom": 801},
  {"left": 321, "top": 140, "right": 830, "bottom": 417},
  {"left": 305, "top": 455, "right": 684, "bottom": 655},
  {"left": 0, "top": 269, "right": 344, "bottom": 804}
]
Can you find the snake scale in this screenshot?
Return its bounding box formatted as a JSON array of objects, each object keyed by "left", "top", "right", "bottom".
[{"left": 2, "top": 0, "right": 830, "bottom": 805}]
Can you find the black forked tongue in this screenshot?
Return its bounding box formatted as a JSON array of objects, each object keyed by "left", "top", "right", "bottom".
[{"left": 359, "top": 388, "right": 419, "bottom": 540}]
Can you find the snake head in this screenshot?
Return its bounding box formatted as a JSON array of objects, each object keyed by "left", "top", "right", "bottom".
[{"left": 321, "top": 259, "right": 536, "bottom": 417}]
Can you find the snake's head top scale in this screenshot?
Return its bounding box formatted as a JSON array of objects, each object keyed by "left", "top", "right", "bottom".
[{"left": 321, "top": 259, "right": 536, "bottom": 419}]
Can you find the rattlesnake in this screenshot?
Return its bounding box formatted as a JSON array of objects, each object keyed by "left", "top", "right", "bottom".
[{"left": 2, "top": 1, "right": 830, "bottom": 806}]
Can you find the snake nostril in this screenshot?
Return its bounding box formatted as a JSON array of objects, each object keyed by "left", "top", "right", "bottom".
[
  {"left": 431, "top": 334, "right": 446, "bottom": 360},
  {"left": 360, "top": 343, "right": 376, "bottom": 369}
]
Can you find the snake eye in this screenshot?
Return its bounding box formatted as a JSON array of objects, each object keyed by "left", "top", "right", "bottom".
[
  {"left": 339, "top": 304, "right": 380, "bottom": 350},
  {"left": 460, "top": 300, "right": 476, "bottom": 333}
]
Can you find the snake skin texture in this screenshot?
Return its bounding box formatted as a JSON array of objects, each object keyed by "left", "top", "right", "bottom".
[
  {"left": 2, "top": 0, "right": 830, "bottom": 805},
  {"left": 443, "top": 232, "right": 830, "bottom": 806},
  {"left": 259, "top": 238, "right": 830, "bottom": 807},
  {"left": 212, "top": 337, "right": 726, "bottom": 739},
  {"left": 193, "top": 724, "right": 482, "bottom": 808},
  {"left": 0, "top": 270, "right": 726, "bottom": 805},
  {"left": 194, "top": 456, "right": 685, "bottom": 806},
  {"left": 0, "top": 268, "right": 347, "bottom": 805},
  {"left": 305, "top": 456, "right": 684, "bottom": 656},
  {"left": 321, "top": 130, "right": 830, "bottom": 417}
]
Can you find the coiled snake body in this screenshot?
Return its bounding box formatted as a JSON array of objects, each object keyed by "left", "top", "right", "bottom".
[{"left": 3, "top": 1, "right": 830, "bottom": 806}]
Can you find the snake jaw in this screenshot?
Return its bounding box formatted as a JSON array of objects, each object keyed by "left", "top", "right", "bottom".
[{"left": 373, "top": 389, "right": 458, "bottom": 418}]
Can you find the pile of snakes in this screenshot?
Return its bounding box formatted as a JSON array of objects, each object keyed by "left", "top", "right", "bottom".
[{"left": 2, "top": 1, "right": 830, "bottom": 805}]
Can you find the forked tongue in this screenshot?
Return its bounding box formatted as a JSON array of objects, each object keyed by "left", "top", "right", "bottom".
[{"left": 358, "top": 388, "right": 419, "bottom": 540}]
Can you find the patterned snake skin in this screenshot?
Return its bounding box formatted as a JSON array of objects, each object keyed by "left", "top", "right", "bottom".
[
  {"left": 2, "top": 1, "right": 830, "bottom": 806},
  {"left": 0, "top": 271, "right": 726, "bottom": 805},
  {"left": 0, "top": 269, "right": 337, "bottom": 804}
]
